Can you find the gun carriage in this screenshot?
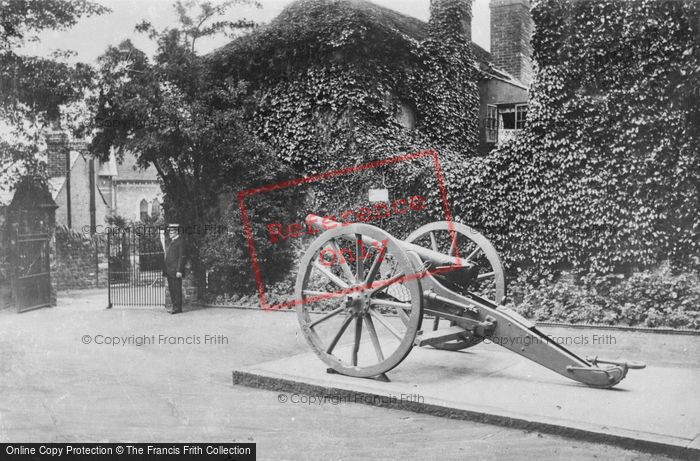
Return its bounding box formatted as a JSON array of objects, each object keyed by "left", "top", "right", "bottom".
[{"left": 295, "top": 215, "right": 645, "bottom": 388}]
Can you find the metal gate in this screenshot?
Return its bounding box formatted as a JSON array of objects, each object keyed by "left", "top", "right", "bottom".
[
  {"left": 14, "top": 212, "right": 52, "bottom": 312},
  {"left": 107, "top": 227, "right": 165, "bottom": 307}
]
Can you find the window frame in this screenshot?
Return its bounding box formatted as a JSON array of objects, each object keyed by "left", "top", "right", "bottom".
[
  {"left": 515, "top": 104, "right": 527, "bottom": 130},
  {"left": 139, "top": 198, "right": 149, "bottom": 222},
  {"left": 485, "top": 104, "right": 498, "bottom": 144}
]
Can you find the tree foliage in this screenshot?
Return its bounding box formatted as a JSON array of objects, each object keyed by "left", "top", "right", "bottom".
[
  {"left": 0, "top": 0, "right": 106, "bottom": 117},
  {"left": 510, "top": 266, "right": 700, "bottom": 329},
  {"left": 0, "top": 0, "right": 107, "bottom": 50},
  {"left": 91, "top": 0, "right": 299, "bottom": 293},
  {"left": 454, "top": 0, "right": 700, "bottom": 275},
  {"left": 0, "top": 0, "right": 107, "bottom": 188}
]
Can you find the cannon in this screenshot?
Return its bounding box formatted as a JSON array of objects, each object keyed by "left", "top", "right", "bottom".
[{"left": 294, "top": 215, "right": 645, "bottom": 388}]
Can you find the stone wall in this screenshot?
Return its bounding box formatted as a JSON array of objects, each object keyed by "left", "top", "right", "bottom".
[
  {"left": 164, "top": 270, "right": 198, "bottom": 310},
  {"left": 114, "top": 182, "right": 162, "bottom": 222},
  {"left": 53, "top": 228, "right": 107, "bottom": 290}
]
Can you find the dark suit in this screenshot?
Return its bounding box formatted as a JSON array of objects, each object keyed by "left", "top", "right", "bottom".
[{"left": 163, "top": 236, "right": 186, "bottom": 312}]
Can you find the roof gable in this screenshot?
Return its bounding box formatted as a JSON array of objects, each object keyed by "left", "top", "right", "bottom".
[{"left": 114, "top": 152, "right": 158, "bottom": 182}]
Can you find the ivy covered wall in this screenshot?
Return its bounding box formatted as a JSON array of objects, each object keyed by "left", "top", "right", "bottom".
[
  {"left": 451, "top": 0, "right": 700, "bottom": 275},
  {"left": 209, "top": 0, "right": 481, "bottom": 216},
  {"left": 209, "top": 0, "right": 699, "bottom": 286}
]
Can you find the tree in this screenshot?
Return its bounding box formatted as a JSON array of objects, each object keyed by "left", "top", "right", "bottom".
[
  {"left": 91, "top": 0, "right": 299, "bottom": 295},
  {"left": 0, "top": 0, "right": 107, "bottom": 186},
  {"left": 1, "top": 0, "right": 107, "bottom": 50}
]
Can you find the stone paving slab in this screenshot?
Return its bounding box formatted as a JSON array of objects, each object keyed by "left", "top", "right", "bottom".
[{"left": 233, "top": 340, "right": 700, "bottom": 457}]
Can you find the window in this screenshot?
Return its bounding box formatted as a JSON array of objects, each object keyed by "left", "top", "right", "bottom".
[
  {"left": 500, "top": 106, "right": 516, "bottom": 129},
  {"left": 516, "top": 104, "right": 527, "bottom": 130},
  {"left": 485, "top": 105, "right": 498, "bottom": 143},
  {"left": 151, "top": 198, "right": 160, "bottom": 219},
  {"left": 139, "top": 199, "right": 149, "bottom": 222},
  {"left": 496, "top": 104, "right": 528, "bottom": 145},
  {"left": 498, "top": 105, "right": 528, "bottom": 130}
]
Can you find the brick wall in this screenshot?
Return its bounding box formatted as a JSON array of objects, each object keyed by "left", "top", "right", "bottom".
[
  {"left": 46, "top": 130, "right": 69, "bottom": 177},
  {"left": 490, "top": 0, "right": 533, "bottom": 86}
]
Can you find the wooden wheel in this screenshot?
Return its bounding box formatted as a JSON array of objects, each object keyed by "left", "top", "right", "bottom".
[
  {"left": 405, "top": 221, "right": 505, "bottom": 351},
  {"left": 295, "top": 223, "right": 423, "bottom": 378}
]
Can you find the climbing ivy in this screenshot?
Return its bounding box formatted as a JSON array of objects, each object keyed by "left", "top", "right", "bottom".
[
  {"left": 209, "top": 0, "right": 480, "bottom": 216},
  {"left": 451, "top": 0, "right": 700, "bottom": 275},
  {"left": 419, "top": 0, "right": 480, "bottom": 149}
]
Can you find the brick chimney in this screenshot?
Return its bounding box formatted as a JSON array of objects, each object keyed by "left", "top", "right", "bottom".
[
  {"left": 45, "top": 129, "right": 69, "bottom": 177},
  {"left": 490, "top": 0, "right": 533, "bottom": 86}
]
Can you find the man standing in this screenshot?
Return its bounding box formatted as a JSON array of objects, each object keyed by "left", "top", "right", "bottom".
[{"left": 162, "top": 223, "right": 186, "bottom": 314}]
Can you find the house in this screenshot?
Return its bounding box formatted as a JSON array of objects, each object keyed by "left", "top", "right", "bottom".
[
  {"left": 210, "top": 0, "right": 533, "bottom": 155},
  {"left": 49, "top": 0, "right": 533, "bottom": 231},
  {"left": 45, "top": 129, "right": 162, "bottom": 231}
]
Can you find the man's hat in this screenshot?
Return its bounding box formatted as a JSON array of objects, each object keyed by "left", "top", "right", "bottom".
[{"left": 167, "top": 223, "right": 182, "bottom": 235}]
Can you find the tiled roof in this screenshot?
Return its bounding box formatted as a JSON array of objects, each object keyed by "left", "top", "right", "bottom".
[{"left": 114, "top": 152, "right": 158, "bottom": 182}]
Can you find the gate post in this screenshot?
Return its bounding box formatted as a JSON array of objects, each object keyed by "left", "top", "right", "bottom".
[{"left": 106, "top": 233, "right": 112, "bottom": 309}]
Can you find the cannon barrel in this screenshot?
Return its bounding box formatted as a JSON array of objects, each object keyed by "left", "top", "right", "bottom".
[{"left": 305, "top": 214, "right": 472, "bottom": 269}]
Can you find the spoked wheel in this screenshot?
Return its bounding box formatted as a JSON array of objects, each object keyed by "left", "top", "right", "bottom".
[
  {"left": 295, "top": 223, "right": 423, "bottom": 378},
  {"left": 405, "top": 221, "right": 505, "bottom": 351}
]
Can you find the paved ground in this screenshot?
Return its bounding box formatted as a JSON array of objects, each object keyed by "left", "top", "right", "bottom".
[
  {"left": 236, "top": 333, "right": 699, "bottom": 454},
  {"left": 0, "top": 289, "right": 695, "bottom": 460}
]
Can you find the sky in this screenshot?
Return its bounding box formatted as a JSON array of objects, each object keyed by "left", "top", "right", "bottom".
[{"left": 20, "top": 0, "right": 492, "bottom": 64}]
